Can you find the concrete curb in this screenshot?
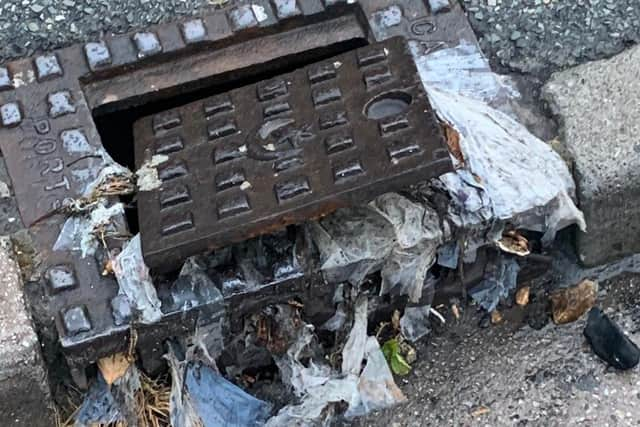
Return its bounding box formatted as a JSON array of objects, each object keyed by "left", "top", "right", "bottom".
[{"left": 0, "top": 237, "right": 54, "bottom": 427}]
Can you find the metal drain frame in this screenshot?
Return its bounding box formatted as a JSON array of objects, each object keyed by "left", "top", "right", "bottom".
[{"left": 0, "top": 0, "right": 481, "bottom": 385}]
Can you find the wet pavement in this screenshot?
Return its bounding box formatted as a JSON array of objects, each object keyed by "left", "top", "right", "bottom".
[{"left": 358, "top": 274, "right": 640, "bottom": 426}]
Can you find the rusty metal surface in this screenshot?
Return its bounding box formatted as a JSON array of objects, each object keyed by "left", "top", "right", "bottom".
[
  {"left": 0, "top": 0, "right": 474, "bottom": 378},
  {"left": 134, "top": 36, "right": 450, "bottom": 272}
]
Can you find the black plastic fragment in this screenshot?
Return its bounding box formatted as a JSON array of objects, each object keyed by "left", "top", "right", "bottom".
[{"left": 584, "top": 307, "right": 640, "bottom": 370}]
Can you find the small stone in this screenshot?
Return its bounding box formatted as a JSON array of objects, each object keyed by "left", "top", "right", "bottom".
[
  {"left": 479, "top": 313, "right": 491, "bottom": 328},
  {"left": 510, "top": 30, "right": 522, "bottom": 40},
  {"left": 490, "top": 310, "right": 504, "bottom": 324},
  {"left": 30, "top": 4, "right": 45, "bottom": 13},
  {"left": 62, "top": 0, "right": 75, "bottom": 6},
  {"left": 487, "top": 0, "right": 497, "bottom": 5},
  {"left": 550, "top": 279, "right": 598, "bottom": 324},
  {"left": 27, "top": 22, "right": 39, "bottom": 32}
]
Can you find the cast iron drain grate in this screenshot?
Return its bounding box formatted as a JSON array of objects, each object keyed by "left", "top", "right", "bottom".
[
  {"left": 134, "top": 36, "right": 450, "bottom": 272},
  {"left": 0, "top": 0, "right": 478, "bottom": 384}
]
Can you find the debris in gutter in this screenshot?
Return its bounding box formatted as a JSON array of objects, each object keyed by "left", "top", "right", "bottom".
[
  {"left": 113, "top": 234, "right": 163, "bottom": 324},
  {"left": 550, "top": 279, "right": 598, "bottom": 325},
  {"left": 584, "top": 307, "right": 640, "bottom": 370},
  {"left": 97, "top": 352, "right": 131, "bottom": 386},
  {"left": 381, "top": 338, "right": 412, "bottom": 376},
  {"left": 400, "top": 305, "right": 432, "bottom": 342},
  {"left": 471, "top": 406, "right": 491, "bottom": 417},
  {"left": 515, "top": 286, "right": 530, "bottom": 306},
  {"left": 497, "top": 230, "right": 530, "bottom": 257},
  {"left": 469, "top": 254, "right": 520, "bottom": 312},
  {"left": 442, "top": 121, "right": 464, "bottom": 166},
  {"left": 135, "top": 154, "right": 169, "bottom": 192},
  {"left": 0, "top": 180, "right": 9, "bottom": 198},
  {"left": 412, "top": 39, "right": 585, "bottom": 261},
  {"left": 309, "top": 193, "right": 443, "bottom": 303},
  {"left": 53, "top": 201, "right": 127, "bottom": 257},
  {"left": 267, "top": 295, "right": 406, "bottom": 425},
  {"left": 74, "top": 365, "right": 143, "bottom": 427},
  {"left": 490, "top": 310, "right": 504, "bottom": 325}
]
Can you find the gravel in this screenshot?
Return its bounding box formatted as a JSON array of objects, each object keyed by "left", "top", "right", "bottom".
[
  {"left": 463, "top": 0, "right": 640, "bottom": 77},
  {"left": 0, "top": 0, "right": 222, "bottom": 63}
]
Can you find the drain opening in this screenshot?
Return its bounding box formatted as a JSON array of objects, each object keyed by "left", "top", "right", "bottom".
[{"left": 93, "top": 37, "right": 369, "bottom": 235}]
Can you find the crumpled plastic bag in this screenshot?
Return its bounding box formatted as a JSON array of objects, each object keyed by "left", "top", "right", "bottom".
[
  {"left": 186, "top": 361, "right": 272, "bottom": 427},
  {"left": 345, "top": 336, "right": 407, "bottom": 418},
  {"left": 267, "top": 296, "right": 405, "bottom": 425},
  {"left": 75, "top": 366, "right": 142, "bottom": 427},
  {"left": 410, "top": 40, "right": 585, "bottom": 256},
  {"left": 309, "top": 194, "right": 443, "bottom": 303},
  {"left": 400, "top": 306, "right": 432, "bottom": 343},
  {"left": 469, "top": 254, "right": 520, "bottom": 312},
  {"left": 53, "top": 201, "right": 125, "bottom": 257},
  {"left": 113, "top": 234, "right": 162, "bottom": 324},
  {"left": 274, "top": 323, "right": 332, "bottom": 397},
  {"left": 372, "top": 193, "right": 443, "bottom": 302},
  {"left": 166, "top": 345, "right": 272, "bottom": 427},
  {"left": 309, "top": 206, "right": 394, "bottom": 286}
]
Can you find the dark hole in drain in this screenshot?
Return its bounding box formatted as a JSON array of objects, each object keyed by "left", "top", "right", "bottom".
[
  {"left": 93, "top": 37, "right": 369, "bottom": 234},
  {"left": 364, "top": 90, "right": 412, "bottom": 120}
]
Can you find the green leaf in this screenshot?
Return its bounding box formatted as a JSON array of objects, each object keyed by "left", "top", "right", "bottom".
[{"left": 382, "top": 338, "right": 412, "bottom": 376}]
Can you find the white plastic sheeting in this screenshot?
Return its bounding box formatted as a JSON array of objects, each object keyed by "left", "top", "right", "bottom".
[
  {"left": 411, "top": 40, "right": 585, "bottom": 252},
  {"left": 53, "top": 201, "right": 124, "bottom": 257},
  {"left": 267, "top": 297, "right": 406, "bottom": 426},
  {"left": 310, "top": 194, "right": 443, "bottom": 303},
  {"left": 113, "top": 234, "right": 163, "bottom": 324}
]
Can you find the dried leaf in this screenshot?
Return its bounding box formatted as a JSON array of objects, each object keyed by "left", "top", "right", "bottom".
[
  {"left": 102, "top": 259, "right": 115, "bottom": 276},
  {"left": 442, "top": 122, "right": 464, "bottom": 165},
  {"left": 490, "top": 310, "right": 503, "bottom": 325},
  {"left": 550, "top": 279, "right": 598, "bottom": 324},
  {"left": 497, "top": 230, "right": 530, "bottom": 256},
  {"left": 97, "top": 352, "right": 131, "bottom": 386},
  {"left": 515, "top": 286, "right": 530, "bottom": 306}
]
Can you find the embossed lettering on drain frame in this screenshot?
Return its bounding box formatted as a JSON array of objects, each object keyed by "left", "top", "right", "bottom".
[{"left": 134, "top": 37, "right": 451, "bottom": 272}]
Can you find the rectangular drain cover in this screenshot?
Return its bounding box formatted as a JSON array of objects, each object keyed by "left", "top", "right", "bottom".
[{"left": 134, "top": 37, "right": 451, "bottom": 271}]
